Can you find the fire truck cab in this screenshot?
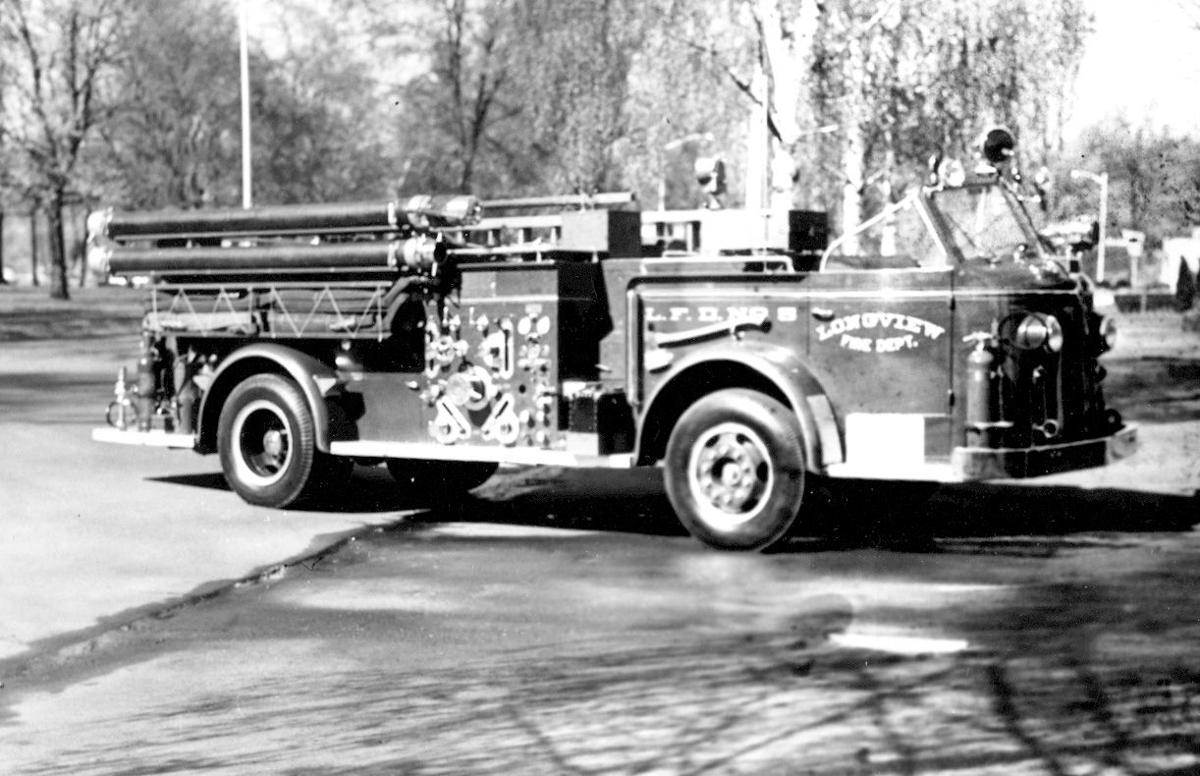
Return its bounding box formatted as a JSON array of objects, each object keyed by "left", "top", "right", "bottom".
[{"left": 90, "top": 129, "right": 1136, "bottom": 551}]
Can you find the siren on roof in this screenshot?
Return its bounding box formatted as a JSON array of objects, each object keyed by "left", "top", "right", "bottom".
[{"left": 981, "top": 127, "right": 1016, "bottom": 168}]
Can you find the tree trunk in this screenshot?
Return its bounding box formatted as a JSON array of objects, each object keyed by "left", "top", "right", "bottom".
[
  {"left": 879, "top": 143, "right": 897, "bottom": 256},
  {"left": 0, "top": 207, "right": 7, "bottom": 285},
  {"left": 29, "top": 206, "right": 40, "bottom": 287},
  {"left": 78, "top": 207, "right": 88, "bottom": 288},
  {"left": 757, "top": 0, "right": 819, "bottom": 211},
  {"left": 840, "top": 124, "right": 865, "bottom": 256},
  {"left": 838, "top": 30, "right": 867, "bottom": 255},
  {"left": 47, "top": 189, "right": 70, "bottom": 300}
]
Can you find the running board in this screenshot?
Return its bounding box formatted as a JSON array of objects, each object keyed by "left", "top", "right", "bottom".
[{"left": 329, "top": 440, "right": 635, "bottom": 468}]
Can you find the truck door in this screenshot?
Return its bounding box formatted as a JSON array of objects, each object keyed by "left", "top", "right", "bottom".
[{"left": 806, "top": 268, "right": 955, "bottom": 474}]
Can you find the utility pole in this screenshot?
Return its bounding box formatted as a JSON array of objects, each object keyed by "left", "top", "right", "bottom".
[{"left": 238, "top": 0, "right": 253, "bottom": 210}]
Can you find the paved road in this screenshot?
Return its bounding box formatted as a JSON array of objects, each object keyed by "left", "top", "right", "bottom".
[
  {"left": 2, "top": 477, "right": 1200, "bottom": 774},
  {"left": 1, "top": 315, "right": 1199, "bottom": 773},
  {"left": 0, "top": 338, "right": 411, "bottom": 660}
]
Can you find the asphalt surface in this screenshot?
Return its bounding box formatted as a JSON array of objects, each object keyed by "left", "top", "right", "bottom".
[
  {"left": 0, "top": 335, "right": 410, "bottom": 660},
  {"left": 3, "top": 476, "right": 1200, "bottom": 774},
  {"left": 1, "top": 293, "right": 1199, "bottom": 773}
]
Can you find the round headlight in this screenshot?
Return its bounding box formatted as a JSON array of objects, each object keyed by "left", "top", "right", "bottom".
[
  {"left": 1014, "top": 314, "right": 1063, "bottom": 352},
  {"left": 1098, "top": 316, "right": 1117, "bottom": 353}
]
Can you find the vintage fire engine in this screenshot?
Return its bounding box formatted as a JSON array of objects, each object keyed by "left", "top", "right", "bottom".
[{"left": 89, "top": 129, "right": 1136, "bottom": 550}]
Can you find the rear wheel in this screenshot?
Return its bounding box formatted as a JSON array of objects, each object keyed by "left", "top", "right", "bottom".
[
  {"left": 218, "top": 374, "right": 335, "bottom": 508},
  {"left": 386, "top": 459, "right": 497, "bottom": 502},
  {"left": 664, "top": 389, "right": 806, "bottom": 551}
]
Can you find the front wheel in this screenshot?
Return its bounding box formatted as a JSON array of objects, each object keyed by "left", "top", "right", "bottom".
[{"left": 664, "top": 389, "right": 806, "bottom": 551}]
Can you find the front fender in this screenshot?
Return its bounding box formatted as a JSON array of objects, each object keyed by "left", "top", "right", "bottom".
[
  {"left": 197, "top": 344, "right": 338, "bottom": 453},
  {"left": 636, "top": 342, "right": 842, "bottom": 472}
]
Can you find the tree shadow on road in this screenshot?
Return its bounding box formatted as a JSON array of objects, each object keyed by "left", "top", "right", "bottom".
[
  {"left": 149, "top": 466, "right": 452, "bottom": 514},
  {"left": 408, "top": 466, "right": 690, "bottom": 539},
  {"left": 149, "top": 466, "right": 1198, "bottom": 552},
  {"left": 412, "top": 470, "right": 1200, "bottom": 554},
  {"left": 798, "top": 479, "right": 1199, "bottom": 555},
  {"left": 150, "top": 464, "right": 685, "bottom": 532}
]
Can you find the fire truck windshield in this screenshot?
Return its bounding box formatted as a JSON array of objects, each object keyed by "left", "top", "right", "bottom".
[
  {"left": 933, "top": 185, "right": 1037, "bottom": 263},
  {"left": 821, "top": 192, "right": 947, "bottom": 269}
]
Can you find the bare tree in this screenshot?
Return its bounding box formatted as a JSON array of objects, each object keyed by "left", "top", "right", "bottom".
[
  {"left": 1063, "top": 118, "right": 1200, "bottom": 242},
  {"left": 95, "top": 0, "right": 240, "bottom": 209},
  {"left": 248, "top": 3, "right": 402, "bottom": 202},
  {"left": 670, "top": 0, "right": 822, "bottom": 209},
  {"left": 432, "top": 0, "right": 510, "bottom": 191},
  {"left": 386, "top": 0, "right": 643, "bottom": 197},
  {"left": 0, "top": 0, "right": 131, "bottom": 299},
  {"left": 510, "top": 0, "right": 646, "bottom": 193},
  {"left": 751, "top": 0, "right": 822, "bottom": 210},
  {"left": 813, "top": 0, "right": 1088, "bottom": 241}
]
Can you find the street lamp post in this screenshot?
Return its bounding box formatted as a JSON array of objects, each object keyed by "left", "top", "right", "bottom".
[
  {"left": 1071, "top": 169, "right": 1108, "bottom": 283},
  {"left": 238, "top": 0, "right": 252, "bottom": 210}
]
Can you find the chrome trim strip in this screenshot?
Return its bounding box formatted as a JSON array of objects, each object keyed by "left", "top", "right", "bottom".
[
  {"left": 456, "top": 294, "right": 559, "bottom": 305},
  {"left": 825, "top": 461, "right": 954, "bottom": 481},
  {"left": 329, "top": 440, "right": 636, "bottom": 468}
]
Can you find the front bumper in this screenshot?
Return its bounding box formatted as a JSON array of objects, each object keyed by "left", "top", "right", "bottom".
[{"left": 951, "top": 423, "right": 1138, "bottom": 480}]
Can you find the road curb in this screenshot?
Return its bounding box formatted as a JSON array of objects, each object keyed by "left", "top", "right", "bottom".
[{"left": 0, "top": 519, "right": 393, "bottom": 706}]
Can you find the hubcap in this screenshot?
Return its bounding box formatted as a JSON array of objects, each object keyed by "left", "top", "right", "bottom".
[
  {"left": 231, "top": 399, "right": 293, "bottom": 487},
  {"left": 687, "top": 421, "right": 773, "bottom": 530}
]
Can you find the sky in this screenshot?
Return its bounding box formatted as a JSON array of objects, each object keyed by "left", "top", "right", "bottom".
[{"left": 1070, "top": 0, "right": 1200, "bottom": 136}]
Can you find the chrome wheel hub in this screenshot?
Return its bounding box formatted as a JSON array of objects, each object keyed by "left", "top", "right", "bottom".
[
  {"left": 231, "top": 400, "right": 293, "bottom": 487},
  {"left": 262, "top": 429, "right": 285, "bottom": 459},
  {"left": 687, "top": 421, "right": 772, "bottom": 530}
]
